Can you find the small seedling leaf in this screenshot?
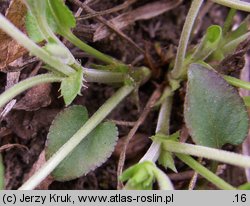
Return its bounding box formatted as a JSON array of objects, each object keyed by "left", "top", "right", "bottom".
[
  {"left": 121, "top": 161, "right": 173, "bottom": 190},
  {"left": 192, "top": 25, "right": 222, "bottom": 61},
  {"left": 158, "top": 151, "right": 177, "bottom": 173},
  {"left": 47, "top": 0, "right": 76, "bottom": 34},
  {"left": 46, "top": 106, "right": 118, "bottom": 181},
  {"left": 120, "top": 161, "right": 155, "bottom": 190},
  {"left": 184, "top": 64, "right": 249, "bottom": 148},
  {"left": 60, "top": 68, "right": 83, "bottom": 106},
  {"left": 151, "top": 132, "right": 179, "bottom": 172}
]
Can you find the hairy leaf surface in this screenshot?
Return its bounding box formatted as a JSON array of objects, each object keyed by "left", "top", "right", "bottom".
[
  {"left": 184, "top": 64, "right": 249, "bottom": 148},
  {"left": 46, "top": 106, "right": 118, "bottom": 181}
]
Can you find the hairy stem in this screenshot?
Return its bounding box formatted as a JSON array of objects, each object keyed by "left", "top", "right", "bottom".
[
  {"left": 176, "top": 154, "right": 235, "bottom": 190},
  {"left": 163, "top": 141, "right": 250, "bottom": 168},
  {"left": 171, "top": 0, "right": 204, "bottom": 80},
  {"left": 0, "top": 13, "right": 74, "bottom": 76},
  {"left": 19, "top": 85, "right": 134, "bottom": 190},
  {"left": 0, "top": 74, "right": 63, "bottom": 109},
  {"left": 212, "top": 0, "right": 250, "bottom": 12}
]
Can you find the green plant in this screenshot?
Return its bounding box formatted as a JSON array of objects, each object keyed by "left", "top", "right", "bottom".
[
  {"left": 121, "top": 0, "right": 250, "bottom": 190},
  {"left": 0, "top": 0, "right": 149, "bottom": 189},
  {"left": 1, "top": 0, "right": 250, "bottom": 190}
]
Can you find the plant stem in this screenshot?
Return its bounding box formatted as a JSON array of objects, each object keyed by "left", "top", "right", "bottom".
[
  {"left": 19, "top": 85, "right": 134, "bottom": 190},
  {"left": 65, "top": 32, "right": 121, "bottom": 65},
  {"left": 171, "top": 0, "right": 204, "bottom": 80},
  {"left": 0, "top": 74, "right": 63, "bottom": 109},
  {"left": 0, "top": 154, "right": 4, "bottom": 190},
  {"left": 140, "top": 90, "right": 173, "bottom": 163},
  {"left": 0, "top": 13, "right": 74, "bottom": 76},
  {"left": 223, "top": 8, "right": 237, "bottom": 35},
  {"left": 223, "top": 75, "right": 250, "bottom": 90},
  {"left": 212, "top": 0, "right": 250, "bottom": 12},
  {"left": 152, "top": 166, "right": 174, "bottom": 190},
  {"left": 162, "top": 141, "right": 250, "bottom": 168},
  {"left": 83, "top": 68, "right": 125, "bottom": 83},
  {"left": 176, "top": 154, "right": 236, "bottom": 190}
]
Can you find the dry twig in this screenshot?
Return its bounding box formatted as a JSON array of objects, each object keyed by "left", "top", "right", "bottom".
[
  {"left": 116, "top": 87, "right": 162, "bottom": 189},
  {"left": 70, "top": 0, "right": 144, "bottom": 54}
]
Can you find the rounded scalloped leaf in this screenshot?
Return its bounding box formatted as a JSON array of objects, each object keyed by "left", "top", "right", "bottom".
[
  {"left": 184, "top": 64, "right": 249, "bottom": 148},
  {"left": 45, "top": 105, "right": 118, "bottom": 181}
]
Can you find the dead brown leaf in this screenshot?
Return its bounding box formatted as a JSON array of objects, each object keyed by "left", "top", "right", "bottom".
[
  {"left": 0, "top": 0, "right": 27, "bottom": 72},
  {"left": 14, "top": 83, "right": 52, "bottom": 111},
  {"left": 217, "top": 37, "right": 250, "bottom": 77}
]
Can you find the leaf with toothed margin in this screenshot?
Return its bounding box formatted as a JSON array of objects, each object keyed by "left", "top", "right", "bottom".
[
  {"left": 45, "top": 105, "right": 118, "bottom": 181},
  {"left": 184, "top": 64, "right": 249, "bottom": 148},
  {"left": 151, "top": 132, "right": 179, "bottom": 173},
  {"left": 60, "top": 68, "right": 83, "bottom": 106}
]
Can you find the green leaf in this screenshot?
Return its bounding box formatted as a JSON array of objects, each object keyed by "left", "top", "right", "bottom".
[
  {"left": 47, "top": 0, "right": 76, "bottom": 34},
  {"left": 184, "top": 64, "right": 249, "bottom": 148},
  {"left": 192, "top": 25, "right": 222, "bottom": 61},
  {"left": 60, "top": 68, "right": 83, "bottom": 106},
  {"left": 151, "top": 132, "right": 179, "bottom": 172},
  {"left": 158, "top": 151, "right": 177, "bottom": 173},
  {"left": 120, "top": 161, "right": 155, "bottom": 190},
  {"left": 25, "top": 0, "right": 75, "bottom": 42},
  {"left": 120, "top": 161, "right": 173, "bottom": 190},
  {"left": 25, "top": 8, "right": 58, "bottom": 43},
  {"left": 46, "top": 106, "right": 118, "bottom": 181},
  {"left": 0, "top": 154, "right": 4, "bottom": 190},
  {"left": 25, "top": 11, "right": 44, "bottom": 43},
  {"left": 25, "top": 0, "right": 47, "bottom": 18},
  {"left": 243, "top": 96, "right": 250, "bottom": 107}
]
